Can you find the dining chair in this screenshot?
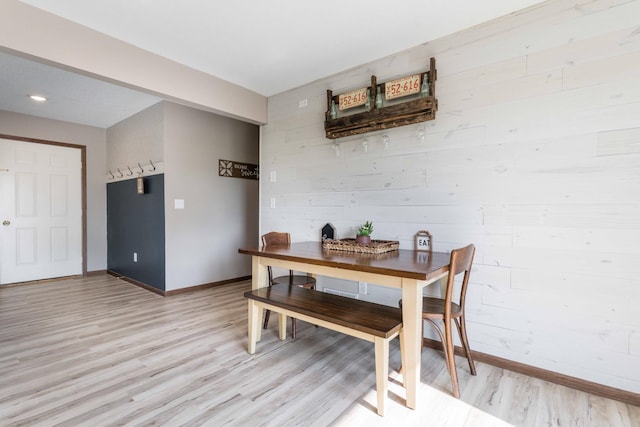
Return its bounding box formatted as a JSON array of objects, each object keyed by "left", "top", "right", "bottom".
[
  {"left": 261, "top": 232, "right": 317, "bottom": 338},
  {"left": 400, "top": 243, "right": 477, "bottom": 398}
]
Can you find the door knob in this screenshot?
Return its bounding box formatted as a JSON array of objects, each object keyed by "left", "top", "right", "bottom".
[{"left": 2, "top": 220, "right": 10, "bottom": 226}]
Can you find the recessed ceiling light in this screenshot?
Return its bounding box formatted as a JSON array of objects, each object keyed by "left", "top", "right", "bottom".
[{"left": 29, "top": 95, "right": 47, "bottom": 102}]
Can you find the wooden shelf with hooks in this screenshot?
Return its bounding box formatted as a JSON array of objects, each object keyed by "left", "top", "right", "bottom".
[{"left": 325, "top": 57, "right": 438, "bottom": 140}]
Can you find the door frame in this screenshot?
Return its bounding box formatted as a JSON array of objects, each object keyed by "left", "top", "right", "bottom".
[{"left": 0, "top": 133, "right": 87, "bottom": 277}]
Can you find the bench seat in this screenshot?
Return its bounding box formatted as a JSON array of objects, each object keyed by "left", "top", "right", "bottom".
[{"left": 244, "top": 284, "right": 403, "bottom": 416}]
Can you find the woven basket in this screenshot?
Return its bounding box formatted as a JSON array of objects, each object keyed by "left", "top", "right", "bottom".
[{"left": 322, "top": 238, "right": 399, "bottom": 254}]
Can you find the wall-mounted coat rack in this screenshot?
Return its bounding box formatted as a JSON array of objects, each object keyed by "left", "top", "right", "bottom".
[
  {"left": 324, "top": 57, "right": 437, "bottom": 139},
  {"left": 106, "top": 160, "right": 163, "bottom": 183}
]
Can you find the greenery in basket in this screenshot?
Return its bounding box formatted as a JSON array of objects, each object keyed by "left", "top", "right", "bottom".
[{"left": 357, "top": 221, "right": 374, "bottom": 236}]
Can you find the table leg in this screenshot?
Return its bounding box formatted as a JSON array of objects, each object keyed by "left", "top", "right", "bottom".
[
  {"left": 439, "top": 276, "right": 448, "bottom": 298},
  {"left": 399, "top": 329, "right": 406, "bottom": 384},
  {"left": 252, "top": 256, "right": 268, "bottom": 291},
  {"left": 401, "top": 278, "right": 422, "bottom": 409}
]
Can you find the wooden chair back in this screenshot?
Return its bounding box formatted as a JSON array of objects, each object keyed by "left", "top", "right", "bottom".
[
  {"left": 261, "top": 232, "right": 293, "bottom": 284},
  {"left": 260, "top": 231, "right": 316, "bottom": 338},
  {"left": 261, "top": 231, "right": 291, "bottom": 246},
  {"left": 443, "top": 244, "right": 475, "bottom": 317}
]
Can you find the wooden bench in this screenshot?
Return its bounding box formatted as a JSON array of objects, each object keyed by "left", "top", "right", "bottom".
[{"left": 244, "top": 284, "right": 403, "bottom": 416}]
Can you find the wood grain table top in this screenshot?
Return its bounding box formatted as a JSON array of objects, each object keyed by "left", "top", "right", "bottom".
[{"left": 239, "top": 241, "right": 450, "bottom": 281}]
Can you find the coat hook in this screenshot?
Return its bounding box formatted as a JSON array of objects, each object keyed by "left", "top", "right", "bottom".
[
  {"left": 148, "top": 160, "right": 156, "bottom": 171},
  {"left": 108, "top": 170, "right": 114, "bottom": 180},
  {"left": 116, "top": 168, "right": 124, "bottom": 178},
  {"left": 126, "top": 165, "right": 133, "bottom": 176},
  {"left": 137, "top": 163, "right": 144, "bottom": 174}
]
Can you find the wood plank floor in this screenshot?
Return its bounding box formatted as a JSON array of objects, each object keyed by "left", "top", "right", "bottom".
[{"left": 0, "top": 275, "right": 638, "bottom": 426}]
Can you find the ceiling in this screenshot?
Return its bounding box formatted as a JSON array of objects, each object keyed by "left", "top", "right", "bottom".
[
  {"left": 0, "top": 50, "right": 162, "bottom": 128},
  {"left": 2, "top": 0, "right": 547, "bottom": 128}
]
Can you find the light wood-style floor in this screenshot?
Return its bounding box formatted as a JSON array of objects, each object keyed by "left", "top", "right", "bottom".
[{"left": 1, "top": 275, "right": 638, "bottom": 426}]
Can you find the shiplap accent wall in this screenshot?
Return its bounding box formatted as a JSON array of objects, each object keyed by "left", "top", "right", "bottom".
[{"left": 260, "top": 0, "right": 640, "bottom": 393}]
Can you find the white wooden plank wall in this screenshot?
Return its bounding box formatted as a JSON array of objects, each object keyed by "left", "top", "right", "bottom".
[{"left": 260, "top": 0, "right": 640, "bottom": 393}]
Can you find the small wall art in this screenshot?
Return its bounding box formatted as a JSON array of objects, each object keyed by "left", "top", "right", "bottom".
[{"left": 415, "top": 230, "right": 432, "bottom": 252}]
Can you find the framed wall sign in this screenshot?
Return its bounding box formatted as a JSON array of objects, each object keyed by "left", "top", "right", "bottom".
[
  {"left": 415, "top": 230, "right": 432, "bottom": 252},
  {"left": 219, "top": 159, "right": 259, "bottom": 180},
  {"left": 324, "top": 57, "right": 437, "bottom": 139}
]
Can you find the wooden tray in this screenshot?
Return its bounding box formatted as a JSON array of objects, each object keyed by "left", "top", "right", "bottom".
[{"left": 322, "top": 238, "right": 399, "bottom": 254}]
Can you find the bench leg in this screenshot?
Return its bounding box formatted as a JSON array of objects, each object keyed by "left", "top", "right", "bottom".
[
  {"left": 278, "top": 313, "right": 287, "bottom": 340},
  {"left": 374, "top": 337, "right": 390, "bottom": 416},
  {"left": 248, "top": 300, "right": 261, "bottom": 354}
]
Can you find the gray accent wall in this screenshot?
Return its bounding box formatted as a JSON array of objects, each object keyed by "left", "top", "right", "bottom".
[{"left": 107, "top": 174, "right": 165, "bottom": 290}]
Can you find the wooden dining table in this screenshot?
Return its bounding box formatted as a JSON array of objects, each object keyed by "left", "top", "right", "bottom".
[{"left": 238, "top": 241, "right": 451, "bottom": 410}]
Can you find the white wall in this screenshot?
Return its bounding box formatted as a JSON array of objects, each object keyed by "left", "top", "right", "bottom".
[
  {"left": 0, "top": 110, "right": 108, "bottom": 272},
  {"left": 261, "top": 0, "right": 640, "bottom": 393},
  {"left": 163, "top": 102, "right": 259, "bottom": 291},
  {"left": 106, "top": 102, "right": 164, "bottom": 173}
]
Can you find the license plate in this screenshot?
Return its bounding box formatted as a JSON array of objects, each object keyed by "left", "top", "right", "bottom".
[
  {"left": 385, "top": 74, "right": 420, "bottom": 100},
  {"left": 339, "top": 87, "right": 367, "bottom": 110}
]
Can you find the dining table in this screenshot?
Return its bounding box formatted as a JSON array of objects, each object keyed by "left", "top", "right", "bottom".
[{"left": 238, "top": 241, "right": 451, "bottom": 410}]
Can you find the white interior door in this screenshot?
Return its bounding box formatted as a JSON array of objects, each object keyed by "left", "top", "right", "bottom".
[{"left": 0, "top": 138, "right": 82, "bottom": 284}]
